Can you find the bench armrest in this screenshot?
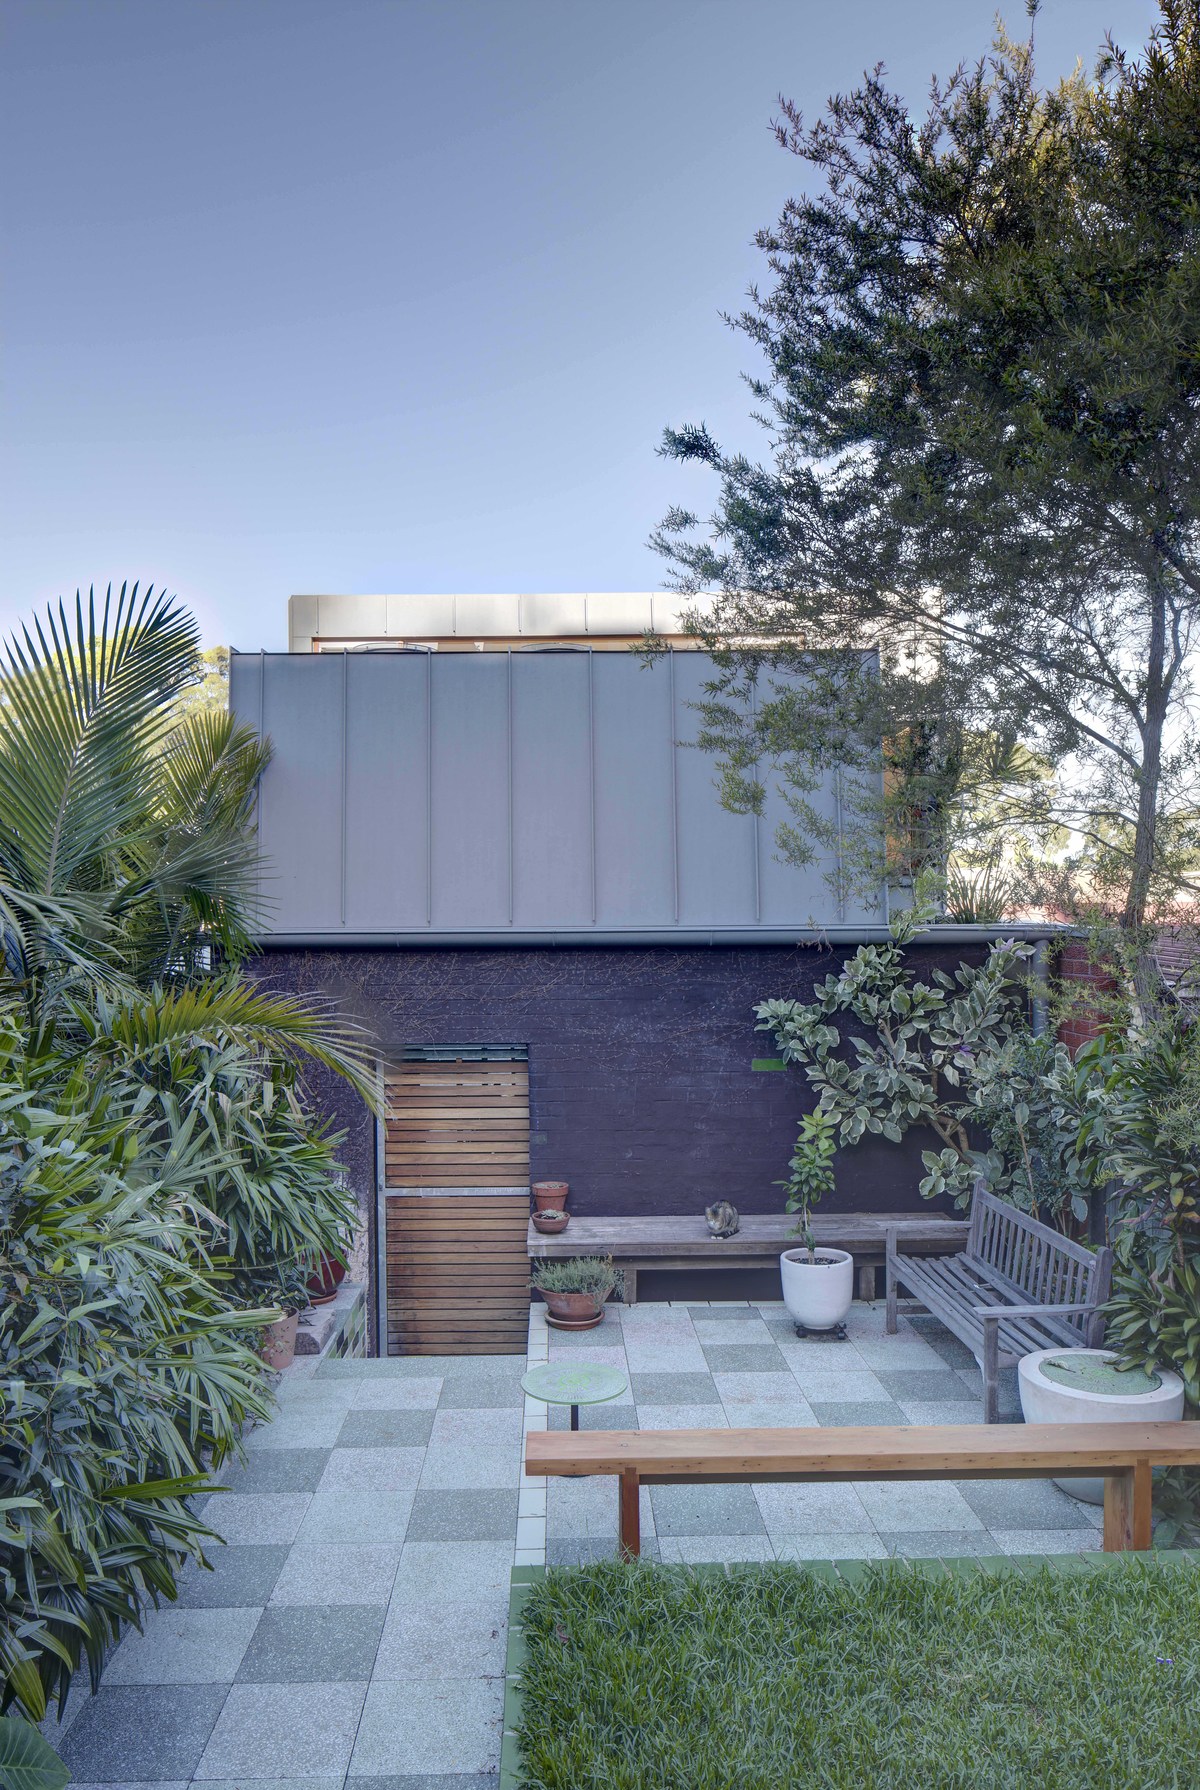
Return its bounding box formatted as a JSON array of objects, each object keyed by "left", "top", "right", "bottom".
[{"left": 972, "top": 1301, "right": 1095, "bottom": 1318}]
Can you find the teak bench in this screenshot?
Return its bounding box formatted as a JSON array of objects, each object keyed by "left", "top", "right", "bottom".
[
  {"left": 526, "top": 1422, "right": 1200, "bottom": 1558},
  {"left": 529, "top": 1212, "right": 969, "bottom": 1305},
  {"left": 886, "top": 1189, "right": 1114, "bottom": 1423}
]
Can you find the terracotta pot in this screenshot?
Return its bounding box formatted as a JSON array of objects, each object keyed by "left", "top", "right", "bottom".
[
  {"left": 540, "top": 1289, "right": 604, "bottom": 1322},
  {"left": 261, "top": 1312, "right": 299, "bottom": 1371},
  {"left": 531, "top": 1211, "right": 569, "bottom": 1234},
  {"left": 306, "top": 1254, "right": 347, "bottom": 1306},
  {"left": 532, "top": 1181, "right": 569, "bottom": 1212}
]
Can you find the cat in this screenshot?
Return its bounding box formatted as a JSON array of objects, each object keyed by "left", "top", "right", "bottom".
[{"left": 705, "top": 1200, "right": 740, "bottom": 1238}]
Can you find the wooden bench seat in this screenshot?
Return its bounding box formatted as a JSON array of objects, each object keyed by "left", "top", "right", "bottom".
[
  {"left": 886, "top": 1191, "right": 1114, "bottom": 1423},
  {"left": 526, "top": 1422, "right": 1200, "bottom": 1558},
  {"left": 529, "top": 1212, "right": 969, "bottom": 1305}
]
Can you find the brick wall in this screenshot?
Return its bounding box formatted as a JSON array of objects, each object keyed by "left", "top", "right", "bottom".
[
  {"left": 1055, "top": 940, "right": 1120, "bottom": 1054},
  {"left": 253, "top": 942, "right": 985, "bottom": 1226}
]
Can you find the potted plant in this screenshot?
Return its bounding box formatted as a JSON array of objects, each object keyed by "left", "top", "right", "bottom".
[
  {"left": 530, "top": 1255, "right": 616, "bottom": 1326},
  {"left": 306, "top": 1251, "right": 347, "bottom": 1305},
  {"left": 1018, "top": 1346, "right": 1186, "bottom": 1503},
  {"left": 531, "top": 1206, "right": 569, "bottom": 1234},
  {"left": 241, "top": 1257, "right": 311, "bottom": 1371},
  {"left": 532, "top": 1180, "right": 569, "bottom": 1213},
  {"left": 777, "top": 1109, "right": 854, "bottom": 1334}
]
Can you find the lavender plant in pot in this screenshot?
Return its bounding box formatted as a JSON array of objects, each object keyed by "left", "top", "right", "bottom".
[
  {"left": 778, "top": 1109, "right": 854, "bottom": 1334},
  {"left": 530, "top": 1255, "right": 617, "bottom": 1325}
]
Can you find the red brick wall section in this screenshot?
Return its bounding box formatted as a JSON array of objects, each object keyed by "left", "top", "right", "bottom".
[{"left": 1056, "top": 941, "right": 1120, "bottom": 1054}]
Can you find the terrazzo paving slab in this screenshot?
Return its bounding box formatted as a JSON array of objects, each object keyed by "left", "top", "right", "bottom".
[
  {"left": 348, "top": 1677, "right": 504, "bottom": 1776},
  {"left": 195, "top": 1680, "right": 367, "bottom": 1778}
]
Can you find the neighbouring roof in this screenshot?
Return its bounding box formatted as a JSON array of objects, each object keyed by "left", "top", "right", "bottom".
[{"left": 287, "top": 592, "right": 714, "bottom": 653}]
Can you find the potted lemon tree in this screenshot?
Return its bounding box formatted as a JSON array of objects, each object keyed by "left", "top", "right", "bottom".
[{"left": 778, "top": 1110, "right": 854, "bottom": 1336}]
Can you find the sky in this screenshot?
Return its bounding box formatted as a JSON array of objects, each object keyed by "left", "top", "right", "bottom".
[{"left": 1, "top": 0, "right": 1164, "bottom": 651}]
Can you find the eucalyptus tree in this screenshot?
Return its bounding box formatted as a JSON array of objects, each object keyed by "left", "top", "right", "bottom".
[{"left": 655, "top": 1, "right": 1200, "bottom": 976}]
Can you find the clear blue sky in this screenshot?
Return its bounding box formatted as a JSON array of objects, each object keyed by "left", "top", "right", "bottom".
[{"left": 2, "top": 0, "right": 1163, "bottom": 650}]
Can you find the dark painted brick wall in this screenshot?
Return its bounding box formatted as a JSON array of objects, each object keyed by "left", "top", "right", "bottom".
[{"left": 252, "top": 943, "right": 985, "bottom": 1226}]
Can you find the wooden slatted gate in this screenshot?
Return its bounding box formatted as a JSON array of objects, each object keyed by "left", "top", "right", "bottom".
[{"left": 382, "top": 1058, "right": 530, "bottom": 1355}]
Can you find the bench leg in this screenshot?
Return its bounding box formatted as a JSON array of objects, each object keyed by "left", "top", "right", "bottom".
[
  {"left": 619, "top": 1469, "right": 641, "bottom": 1560},
  {"left": 1103, "top": 1460, "right": 1153, "bottom": 1552},
  {"left": 622, "top": 1266, "right": 637, "bottom": 1307},
  {"left": 982, "top": 1316, "right": 999, "bottom": 1424},
  {"left": 858, "top": 1262, "right": 877, "bottom": 1303},
  {"left": 885, "top": 1257, "right": 898, "bottom": 1334}
]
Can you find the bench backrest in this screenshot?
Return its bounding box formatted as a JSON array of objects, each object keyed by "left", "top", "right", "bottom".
[{"left": 967, "top": 1187, "right": 1112, "bottom": 1336}]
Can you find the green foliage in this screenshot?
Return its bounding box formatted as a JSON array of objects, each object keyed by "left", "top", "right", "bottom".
[
  {"left": 0, "top": 1717, "right": 68, "bottom": 1790},
  {"left": 530, "top": 1256, "right": 617, "bottom": 1297},
  {"left": 516, "top": 1556, "right": 1200, "bottom": 1789},
  {"left": 776, "top": 1108, "right": 836, "bottom": 1254},
  {"left": 655, "top": 3, "right": 1200, "bottom": 930},
  {"left": 952, "top": 1032, "right": 1095, "bottom": 1227},
  {"left": 1106, "top": 1255, "right": 1200, "bottom": 1412},
  {"left": 757, "top": 899, "right": 1034, "bottom": 1208}
]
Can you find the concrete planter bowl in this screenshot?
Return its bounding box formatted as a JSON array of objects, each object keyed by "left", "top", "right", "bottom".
[
  {"left": 1018, "top": 1346, "right": 1186, "bottom": 1504},
  {"left": 780, "top": 1246, "right": 855, "bottom": 1334}
]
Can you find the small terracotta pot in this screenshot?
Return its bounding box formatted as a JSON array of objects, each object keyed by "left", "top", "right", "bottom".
[
  {"left": 540, "top": 1289, "right": 604, "bottom": 1322},
  {"left": 261, "top": 1312, "right": 299, "bottom": 1371},
  {"left": 532, "top": 1181, "right": 569, "bottom": 1213},
  {"left": 531, "top": 1210, "right": 569, "bottom": 1234},
  {"left": 306, "top": 1254, "right": 347, "bottom": 1306}
]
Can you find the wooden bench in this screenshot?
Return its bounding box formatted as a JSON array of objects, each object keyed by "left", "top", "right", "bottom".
[
  {"left": 886, "top": 1190, "right": 1114, "bottom": 1423},
  {"left": 526, "top": 1422, "right": 1200, "bottom": 1558},
  {"left": 529, "top": 1212, "right": 969, "bottom": 1306}
]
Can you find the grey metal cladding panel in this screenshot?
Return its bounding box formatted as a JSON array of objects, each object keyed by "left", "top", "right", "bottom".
[
  {"left": 257, "top": 657, "right": 343, "bottom": 931},
  {"left": 590, "top": 654, "right": 675, "bottom": 924},
  {"left": 510, "top": 654, "right": 592, "bottom": 926},
  {"left": 343, "top": 654, "right": 429, "bottom": 931},
  {"left": 428, "top": 654, "right": 510, "bottom": 928},
  {"left": 670, "top": 652, "right": 758, "bottom": 924},
  {"left": 229, "top": 653, "right": 263, "bottom": 735}
]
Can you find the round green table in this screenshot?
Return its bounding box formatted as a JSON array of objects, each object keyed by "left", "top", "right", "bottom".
[{"left": 521, "top": 1362, "right": 628, "bottom": 1431}]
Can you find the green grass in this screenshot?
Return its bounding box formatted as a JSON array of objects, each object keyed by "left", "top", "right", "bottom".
[{"left": 513, "top": 1558, "right": 1200, "bottom": 1790}]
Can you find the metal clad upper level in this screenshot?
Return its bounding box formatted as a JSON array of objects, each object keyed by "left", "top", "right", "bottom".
[
  {"left": 288, "top": 591, "right": 712, "bottom": 652},
  {"left": 231, "top": 648, "right": 884, "bottom": 943}
]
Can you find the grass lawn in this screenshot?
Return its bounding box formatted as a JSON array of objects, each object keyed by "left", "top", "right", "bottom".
[{"left": 514, "top": 1557, "right": 1200, "bottom": 1789}]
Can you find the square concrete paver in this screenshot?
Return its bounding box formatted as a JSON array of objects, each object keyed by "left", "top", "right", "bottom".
[
  {"left": 236, "top": 1604, "right": 386, "bottom": 1682},
  {"left": 269, "top": 1544, "right": 402, "bottom": 1606},
  {"left": 202, "top": 1493, "right": 312, "bottom": 1547},
  {"left": 196, "top": 1680, "right": 367, "bottom": 1778},
  {"left": 650, "top": 1483, "right": 765, "bottom": 1537},
  {"left": 350, "top": 1374, "right": 444, "bottom": 1408},
  {"left": 391, "top": 1541, "right": 515, "bottom": 1605},
  {"left": 220, "top": 1449, "right": 333, "bottom": 1494},
  {"left": 853, "top": 1478, "right": 985, "bottom": 1532},
  {"left": 295, "top": 1490, "right": 415, "bottom": 1545},
  {"left": 104, "top": 1607, "right": 260, "bottom": 1685},
  {"left": 60, "top": 1685, "right": 228, "bottom": 1781},
  {"left": 337, "top": 1407, "right": 436, "bottom": 1447},
  {"left": 407, "top": 1488, "right": 520, "bottom": 1541},
  {"left": 702, "top": 1344, "right": 789, "bottom": 1374},
  {"left": 418, "top": 1442, "right": 521, "bottom": 1490},
  {"left": 754, "top": 1481, "right": 874, "bottom": 1535},
  {"left": 349, "top": 1676, "right": 504, "bottom": 1776},
  {"left": 317, "top": 1446, "right": 426, "bottom": 1492},
  {"left": 957, "top": 1478, "right": 1103, "bottom": 1531},
  {"left": 373, "top": 1595, "right": 510, "bottom": 1679},
  {"left": 176, "top": 1544, "right": 290, "bottom": 1609}
]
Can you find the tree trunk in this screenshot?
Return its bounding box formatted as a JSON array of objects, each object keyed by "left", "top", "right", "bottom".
[{"left": 1124, "top": 575, "right": 1169, "bottom": 1009}]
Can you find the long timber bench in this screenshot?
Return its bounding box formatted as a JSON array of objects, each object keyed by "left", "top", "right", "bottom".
[
  {"left": 527, "top": 1212, "right": 969, "bottom": 1305},
  {"left": 526, "top": 1422, "right": 1200, "bottom": 1558}
]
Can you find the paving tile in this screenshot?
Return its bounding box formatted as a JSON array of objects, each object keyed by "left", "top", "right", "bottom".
[
  {"left": 991, "top": 1528, "right": 1107, "bottom": 1555},
  {"left": 345, "top": 1778, "right": 498, "bottom": 1789},
  {"left": 658, "top": 1535, "right": 777, "bottom": 1564},
  {"left": 701, "top": 1344, "right": 789, "bottom": 1374},
  {"left": 775, "top": 1533, "right": 887, "bottom": 1561},
  {"left": 907, "top": 1319, "right": 978, "bottom": 1369},
  {"left": 204, "top": 1493, "right": 312, "bottom": 1546},
  {"left": 547, "top": 1401, "right": 638, "bottom": 1430},
  {"left": 317, "top": 1447, "right": 426, "bottom": 1492},
  {"left": 351, "top": 1376, "right": 444, "bottom": 1408},
  {"left": 243, "top": 1410, "right": 350, "bottom": 1451},
  {"left": 714, "top": 1372, "right": 816, "bottom": 1411},
  {"left": 391, "top": 1541, "right": 515, "bottom": 1605},
  {"left": 270, "top": 1544, "right": 402, "bottom": 1606},
  {"left": 273, "top": 1378, "right": 360, "bottom": 1411},
  {"left": 436, "top": 1377, "right": 524, "bottom": 1409},
  {"left": 418, "top": 1443, "right": 520, "bottom": 1490},
  {"left": 754, "top": 1483, "right": 873, "bottom": 1535},
  {"left": 337, "top": 1408, "right": 435, "bottom": 1448},
  {"left": 196, "top": 1680, "right": 367, "bottom": 1778},
  {"left": 437, "top": 1355, "right": 526, "bottom": 1378},
  {"left": 406, "top": 1488, "right": 519, "bottom": 1541},
  {"left": 349, "top": 1677, "right": 504, "bottom": 1776},
  {"left": 547, "top": 1477, "right": 654, "bottom": 1538},
  {"left": 104, "top": 1606, "right": 259, "bottom": 1685},
  {"left": 784, "top": 1367, "right": 889, "bottom": 1402},
  {"left": 956, "top": 1478, "right": 1103, "bottom": 1531},
  {"left": 852, "top": 1334, "right": 952, "bottom": 1371},
  {"left": 622, "top": 1340, "right": 709, "bottom": 1373},
  {"left": 896, "top": 1399, "right": 985, "bottom": 1425},
  {"left": 712, "top": 1400, "right": 817, "bottom": 1428},
  {"left": 650, "top": 1483, "right": 765, "bottom": 1537},
  {"left": 373, "top": 1594, "right": 510, "bottom": 1679},
  {"left": 177, "top": 1544, "right": 291, "bottom": 1608},
  {"left": 691, "top": 1317, "right": 774, "bottom": 1343},
  {"left": 546, "top": 1341, "right": 629, "bottom": 1367},
  {"left": 317, "top": 1355, "right": 417, "bottom": 1376},
  {"left": 59, "top": 1685, "right": 227, "bottom": 1781},
  {"left": 874, "top": 1369, "right": 979, "bottom": 1402},
  {"left": 545, "top": 1537, "right": 662, "bottom": 1564},
  {"left": 629, "top": 1403, "right": 723, "bottom": 1431},
  {"left": 853, "top": 1479, "right": 984, "bottom": 1532},
  {"left": 776, "top": 1337, "right": 863, "bottom": 1370},
  {"left": 237, "top": 1603, "right": 387, "bottom": 1682},
  {"left": 881, "top": 1531, "right": 997, "bottom": 1559},
  {"left": 629, "top": 1372, "right": 721, "bottom": 1405},
  {"left": 219, "top": 1449, "right": 333, "bottom": 1494},
  {"left": 295, "top": 1490, "right": 415, "bottom": 1545},
  {"left": 429, "top": 1407, "right": 525, "bottom": 1446},
  {"left": 810, "top": 1400, "right": 908, "bottom": 1428},
  {"left": 188, "top": 1781, "right": 344, "bottom": 1790}
]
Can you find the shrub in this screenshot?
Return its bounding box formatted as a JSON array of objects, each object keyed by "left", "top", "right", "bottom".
[{"left": 530, "top": 1256, "right": 617, "bottom": 1297}]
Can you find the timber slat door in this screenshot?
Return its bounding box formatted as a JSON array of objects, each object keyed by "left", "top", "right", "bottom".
[{"left": 383, "top": 1058, "right": 530, "bottom": 1355}]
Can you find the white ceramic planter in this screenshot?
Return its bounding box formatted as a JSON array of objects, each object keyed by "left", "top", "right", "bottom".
[
  {"left": 1018, "top": 1346, "right": 1186, "bottom": 1504},
  {"left": 780, "top": 1247, "right": 854, "bottom": 1333}
]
